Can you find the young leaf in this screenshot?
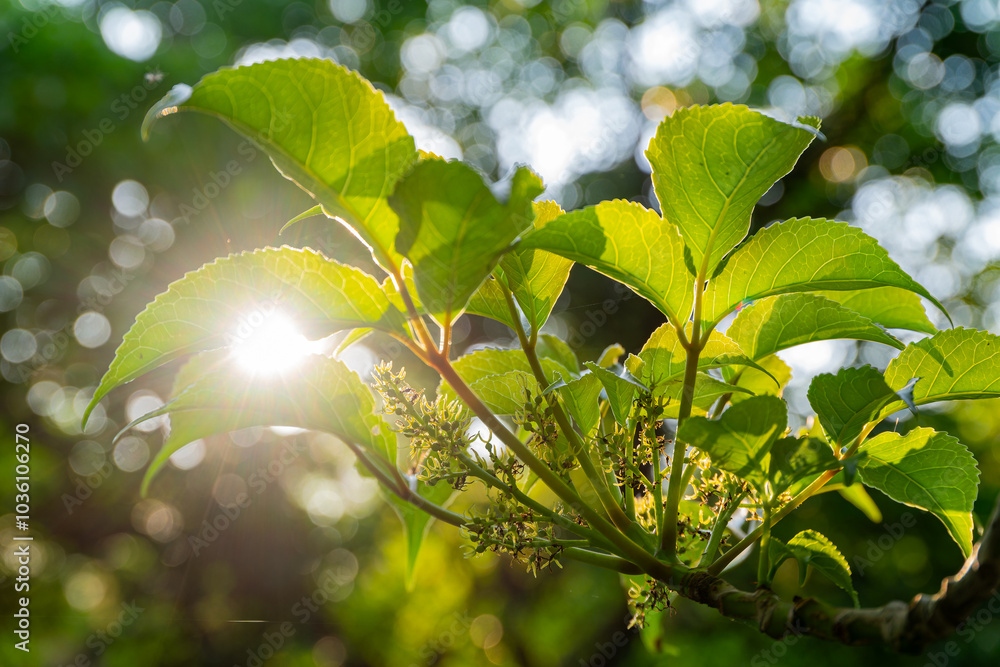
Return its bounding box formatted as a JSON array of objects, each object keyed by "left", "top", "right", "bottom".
[
  {"left": 770, "top": 530, "right": 858, "bottom": 606},
  {"left": 808, "top": 366, "right": 902, "bottom": 448},
  {"left": 582, "top": 361, "right": 646, "bottom": 426},
  {"left": 84, "top": 247, "right": 408, "bottom": 425},
  {"left": 142, "top": 59, "right": 418, "bottom": 268},
  {"left": 767, "top": 436, "right": 840, "bottom": 496},
  {"left": 657, "top": 373, "right": 755, "bottom": 418},
  {"left": 637, "top": 323, "right": 772, "bottom": 388},
  {"left": 133, "top": 354, "right": 397, "bottom": 493},
  {"left": 730, "top": 355, "right": 792, "bottom": 403},
  {"left": 500, "top": 201, "right": 573, "bottom": 335},
  {"left": 881, "top": 328, "right": 1000, "bottom": 417},
  {"left": 516, "top": 199, "right": 692, "bottom": 327},
  {"left": 469, "top": 370, "right": 535, "bottom": 415},
  {"left": 726, "top": 294, "right": 902, "bottom": 362},
  {"left": 700, "top": 218, "right": 946, "bottom": 328},
  {"left": 814, "top": 287, "right": 936, "bottom": 334},
  {"left": 858, "top": 428, "right": 980, "bottom": 557},
  {"left": 646, "top": 104, "right": 820, "bottom": 278},
  {"left": 536, "top": 334, "right": 580, "bottom": 372},
  {"left": 438, "top": 348, "right": 572, "bottom": 405},
  {"left": 596, "top": 344, "right": 626, "bottom": 368},
  {"left": 558, "top": 373, "right": 603, "bottom": 437},
  {"left": 465, "top": 275, "right": 519, "bottom": 330},
  {"left": 837, "top": 483, "right": 883, "bottom": 523},
  {"left": 385, "top": 480, "right": 458, "bottom": 591},
  {"left": 677, "top": 395, "right": 788, "bottom": 492},
  {"left": 391, "top": 161, "right": 544, "bottom": 325}
]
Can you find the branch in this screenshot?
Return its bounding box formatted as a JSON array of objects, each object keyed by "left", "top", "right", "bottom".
[{"left": 675, "top": 493, "right": 1000, "bottom": 652}]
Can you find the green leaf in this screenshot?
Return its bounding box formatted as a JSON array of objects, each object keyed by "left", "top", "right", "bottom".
[
  {"left": 84, "top": 247, "right": 408, "bottom": 425},
  {"left": 469, "top": 370, "right": 535, "bottom": 415},
  {"left": 438, "top": 348, "right": 571, "bottom": 405},
  {"left": 501, "top": 201, "right": 573, "bottom": 334},
  {"left": 858, "top": 428, "right": 980, "bottom": 557},
  {"left": 464, "top": 275, "right": 519, "bottom": 330},
  {"left": 677, "top": 395, "right": 788, "bottom": 492},
  {"left": 837, "top": 484, "right": 883, "bottom": 523},
  {"left": 517, "top": 199, "right": 692, "bottom": 326},
  {"left": 770, "top": 530, "right": 857, "bottom": 606},
  {"left": 881, "top": 328, "right": 1000, "bottom": 417},
  {"left": 596, "top": 344, "right": 625, "bottom": 368},
  {"left": 808, "top": 366, "right": 902, "bottom": 448},
  {"left": 730, "top": 355, "right": 791, "bottom": 404},
  {"left": 646, "top": 104, "right": 820, "bottom": 277},
  {"left": 814, "top": 287, "right": 936, "bottom": 334},
  {"left": 391, "top": 160, "right": 543, "bottom": 325},
  {"left": 767, "top": 436, "right": 840, "bottom": 497},
  {"left": 385, "top": 480, "right": 458, "bottom": 590},
  {"left": 279, "top": 204, "right": 326, "bottom": 234},
  {"left": 726, "top": 294, "right": 902, "bottom": 362},
  {"left": 537, "top": 334, "right": 580, "bottom": 372},
  {"left": 636, "top": 323, "right": 772, "bottom": 389},
  {"left": 143, "top": 60, "right": 418, "bottom": 268},
  {"left": 134, "top": 354, "right": 396, "bottom": 494},
  {"left": 657, "top": 372, "right": 754, "bottom": 418},
  {"left": 700, "top": 218, "right": 946, "bottom": 328},
  {"left": 558, "top": 373, "right": 603, "bottom": 437},
  {"left": 583, "top": 362, "right": 646, "bottom": 426}
]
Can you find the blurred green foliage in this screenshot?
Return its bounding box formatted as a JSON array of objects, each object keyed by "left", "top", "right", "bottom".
[{"left": 3, "top": 0, "right": 1000, "bottom": 665}]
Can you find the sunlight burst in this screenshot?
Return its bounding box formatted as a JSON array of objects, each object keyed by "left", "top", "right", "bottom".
[{"left": 231, "top": 312, "right": 317, "bottom": 376}]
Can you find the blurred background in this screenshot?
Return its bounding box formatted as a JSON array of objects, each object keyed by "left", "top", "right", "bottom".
[{"left": 2, "top": 0, "right": 1000, "bottom": 664}]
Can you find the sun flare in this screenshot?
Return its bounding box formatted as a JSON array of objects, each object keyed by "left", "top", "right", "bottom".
[{"left": 230, "top": 312, "right": 317, "bottom": 376}]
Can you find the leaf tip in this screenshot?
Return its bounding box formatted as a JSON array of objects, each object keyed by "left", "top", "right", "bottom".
[{"left": 141, "top": 83, "right": 193, "bottom": 141}]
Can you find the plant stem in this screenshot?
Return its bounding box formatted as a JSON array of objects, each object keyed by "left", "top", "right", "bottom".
[
  {"left": 501, "top": 285, "right": 632, "bottom": 531},
  {"left": 697, "top": 488, "right": 748, "bottom": 566},
  {"left": 707, "top": 469, "right": 838, "bottom": 575},
  {"left": 427, "top": 349, "right": 673, "bottom": 578},
  {"left": 661, "top": 329, "right": 702, "bottom": 555},
  {"left": 455, "top": 451, "right": 616, "bottom": 551},
  {"left": 757, "top": 504, "right": 773, "bottom": 587}
]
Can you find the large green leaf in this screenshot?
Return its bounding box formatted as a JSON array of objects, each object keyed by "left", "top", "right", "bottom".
[
  {"left": 677, "top": 396, "right": 788, "bottom": 492},
  {"left": 880, "top": 328, "right": 1000, "bottom": 418},
  {"left": 858, "top": 428, "right": 980, "bottom": 557},
  {"left": 646, "top": 104, "right": 820, "bottom": 277},
  {"left": 770, "top": 530, "right": 857, "bottom": 606},
  {"left": 558, "top": 373, "right": 603, "bottom": 437},
  {"left": 391, "top": 161, "right": 543, "bottom": 325},
  {"left": 657, "top": 372, "right": 754, "bottom": 418},
  {"left": 132, "top": 354, "right": 396, "bottom": 494},
  {"left": 84, "top": 247, "right": 407, "bottom": 425},
  {"left": 500, "top": 201, "right": 573, "bottom": 334},
  {"left": 637, "top": 323, "right": 770, "bottom": 389},
  {"left": 143, "top": 59, "right": 417, "bottom": 268},
  {"left": 808, "top": 366, "right": 901, "bottom": 448},
  {"left": 700, "top": 218, "right": 945, "bottom": 328},
  {"left": 385, "top": 480, "right": 459, "bottom": 590},
  {"left": 517, "top": 199, "right": 692, "bottom": 326},
  {"left": 814, "top": 287, "right": 936, "bottom": 334},
  {"left": 726, "top": 294, "right": 902, "bottom": 362}
]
